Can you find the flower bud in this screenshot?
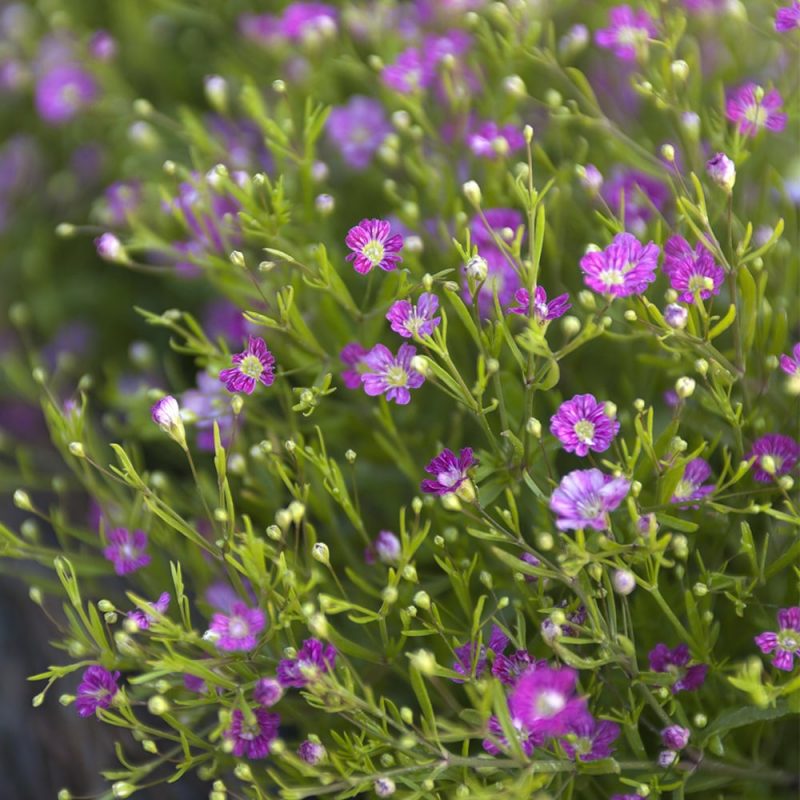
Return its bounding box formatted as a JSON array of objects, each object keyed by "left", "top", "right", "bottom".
[
  {"left": 465, "top": 254, "right": 488, "bottom": 281},
  {"left": 706, "top": 153, "right": 736, "bottom": 194},
  {"left": 288, "top": 501, "right": 306, "bottom": 524},
  {"left": 311, "top": 542, "right": 330, "bottom": 565},
  {"left": 413, "top": 591, "right": 431, "bottom": 610},
  {"left": 409, "top": 649, "right": 436, "bottom": 675},
  {"left": 204, "top": 75, "right": 228, "bottom": 111},
  {"left": 675, "top": 377, "right": 696, "bottom": 399},
  {"left": 13, "top": 489, "right": 32, "bottom": 510},
  {"left": 68, "top": 442, "right": 86, "bottom": 458},
  {"left": 147, "top": 695, "right": 170, "bottom": 716},
  {"left": 670, "top": 59, "right": 689, "bottom": 82},
  {"left": 95, "top": 233, "right": 128, "bottom": 263},
  {"left": 409, "top": 355, "right": 430, "bottom": 376},
  {"left": 681, "top": 111, "right": 701, "bottom": 139},
  {"left": 112, "top": 783, "right": 136, "bottom": 799},
  {"left": 537, "top": 531, "right": 554, "bottom": 551},
  {"left": 151, "top": 395, "right": 187, "bottom": 449},
  {"left": 374, "top": 777, "right": 396, "bottom": 797},
  {"left": 526, "top": 417, "right": 542, "bottom": 438},
  {"left": 462, "top": 180, "right": 482, "bottom": 206},
  {"left": 502, "top": 75, "right": 527, "bottom": 97},
  {"left": 612, "top": 569, "right": 636, "bottom": 595},
  {"left": 576, "top": 164, "right": 603, "bottom": 195},
  {"left": 672, "top": 534, "right": 689, "bottom": 559},
  {"left": 661, "top": 144, "right": 676, "bottom": 163}
]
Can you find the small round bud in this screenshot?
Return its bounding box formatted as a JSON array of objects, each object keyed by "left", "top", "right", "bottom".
[
  {"left": 670, "top": 59, "right": 689, "bottom": 82},
  {"left": 693, "top": 713, "right": 708, "bottom": 728},
  {"left": 660, "top": 144, "right": 676, "bottom": 163},
  {"left": 315, "top": 193, "right": 335, "bottom": 215},
  {"left": 526, "top": 417, "right": 542, "bottom": 438},
  {"left": 409, "top": 649, "right": 436, "bottom": 675},
  {"left": 374, "top": 777, "right": 396, "bottom": 797},
  {"left": 409, "top": 355, "right": 430, "bottom": 376},
  {"left": 693, "top": 582, "right": 708, "bottom": 597},
  {"left": 147, "top": 695, "right": 170, "bottom": 716},
  {"left": 664, "top": 303, "right": 688, "bottom": 330},
  {"left": 612, "top": 569, "right": 636, "bottom": 595},
  {"left": 695, "top": 358, "right": 709, "bottom": 376},
  {"left": 672, "top": 534, "right": 689, "bottom": 560},
  {"left": 537, "top": 531, "right": 554, "bottom": 551},
  {"left": 465, "top": 254, "right": 488, "bottom": 281},
  {"left": 778, "top": 475, "right": 794, "bottom": 491},
  {"left": 561, "top": 315, "right": 581, "bottom": 337},
  {"left": 345, "top": 449, "right": 357, "bottom": 464},
  {"left": 29, "top": 587, "right": 43, "bottom": 605},
  {"left": 312, "top": 542, "right": 330, "bottom": 565},
  {"left": 68, "top": 442, "right": 85, "bottom": 458},
  {"left": 502, "top": 75, "right": 526, "bottom": 97},
  {"left": 462, "top": 180, "right": 482, "bottom": 205},
  {"left": 633, "top": 398, "right": 646, "bottom": 412},
  {"left": 413, "top": 591, "right": 431, "bottom": 610},
  {"left": 13, "top": 489, "right": 32, "bottom": 510},
  {"left": 382, "top": 586, "right": 398, "bottom": 605},
  {"left": 675, "top": 377, "right": 696, "bottom": 399},
  {"left": 706, "top": 152, "right": 736, "bottom": 194}
]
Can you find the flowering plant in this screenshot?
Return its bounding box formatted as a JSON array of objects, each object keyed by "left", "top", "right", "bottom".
[{"left": 1, "top": 2, "right": 799, "bottom": 799}]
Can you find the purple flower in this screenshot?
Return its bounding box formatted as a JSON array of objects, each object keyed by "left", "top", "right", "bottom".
[
  {"left": 298, "top": 739, "right": 326, "bottom": 765},
  {"left": 776, "top": 2, "right": 800, "bottom": 31},
  {"left": 386, "top": 293, "right": 441, "bottom": 338},
  {"left": 519, "top": 552, "right": 540, "bottom": 583},
  {"left": 151, "top": 394, "right": 183, "bottom": 433},
  {"left": 326, "top": 96, "right": 391, "bottom": 170},
  {"left": 381, "top": 48, "right": 433, "bottom": 94},
  {"left": 595, "top": 5, "right": 657, "bottom": 61},
  {"left": 254, "top": 678, "right": 284, "bottom": 707},
  {"left": 661, "top": 725, "right": 690, "bottom": 750},
  {"left": 561, "top": 714, "right": 620, "bottom": 762},
  {"left": 103, "top": 528, "right": 150, "bottom": 575},
  {"left": 508, "top": 286, "right": 571, "bottom": 323},
  {"left": 578, "top": 164, "right": 603, "bottom": 195},
  {"left": 89, "top": 30, "right": 117, "bottom": 61},
  {"left": 452, "top": 626, "right": 509, "bottom": 682},
  {"left": 471, "top": 208, "right": 523, "bottom": 250},
  {"left": 421, "top": 447, "right": 475, "bottom": 495},
  {"left": 361, "top": 343, "right": 425, "bottom": 405},
  {"left": 365, "top": 530, "right": 401, "bottom": 565},
  {"left": 340, "top": 343, "right": 369, "bottom": 389},
  {"left": 103, "top": 181, "right": 142, "bottom": 225},
  {"left": 277, "top": 638, "right": 337, "bottom": 687},
  {"left": 94, "top": 232, "right": 125, "bottom": 262},
  {"left": 208, "top": 603, "right": 265, "bottom": 651},
  {"left": 649, "top": 643, "right": 708, "bottom": 693},
  {"left": 219, "top": 336, "right": 276, "bottom": 394},
  {"left": 601, "top": 170, "right": 669, "bottom": 234},
  {"left": 280, "top": 2, "right": 338, "bottom": 41},
  {"left": 76, "top": 666, "right": 120, "bottom": 717},
  {"left": 35, "top": 64, "right": 98, "bottom": 124},
  {"left": 780, "top": 343, "right": 800, "bottom": 378},
  {"left": 671, "top": 458, "right": 716, "bottom": 504},
  {"left": 128, "top": 592, "right": 170, "bottom": 631},
  {"left": 726, "top": 84, "right": 787, "bottom": 137},
  {"left": 467, "top": 120, "right": 526, "bottom": 159},
  {"left": 579, "top": 234, "right": 659, "bottom": 297},
  {"left": 550, "top": 394, "right": 620, "bottom": 457},
  {"left": 482, "top": 714, "right": 541, "bottom": 756},
  {"left": 755, "top": 607, "right": 800, "bottom": 671},
  {"left": 706, "top": 153, "right": 736, "bottom": 193},
  {"left": 492, "top": 650, "right": 542, "bottom": 686},
  {"left": 226, "top": 708, "right": 280, "bottom": 759},
  {"left": 346, "top": 219, "right": 404, "bottom": 274},
  {"left": 550, "top": 469, "right": 630, "bottom": 531},
  {"left": 509, "top": 665, "right": 586, "bottom": 737},
  {"left": 747, "top": 434, "right": 800, "bottom": 482},
  {"left": 183, "top": 674, "right": 206, "bottom": 694},
  {"left": 663, "top": 236, "right": 724, "bottom": 304}
]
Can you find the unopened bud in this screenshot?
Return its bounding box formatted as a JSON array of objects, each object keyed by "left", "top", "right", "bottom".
[
  {"left": 311, "top": 542, "right": 330, "bottom": 565},
  {"left": 675, "top": 377, "right": 696, "bottom": 399},
  {"left": 671, "top": 59, "right": 689, "bottom": 82},
  {"left": 526, "top": 417, "right": 542, "bottom": 438},
  {"left": 409, "top": 649, "right": 436, "bottom": 675},
  {"left": 462, "top": 180, "right": 482, "bottom": 206}
]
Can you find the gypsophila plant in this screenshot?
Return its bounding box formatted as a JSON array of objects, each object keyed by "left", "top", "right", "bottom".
[{"left": 1, "top": 1, "right": 799, "bottom": 799}]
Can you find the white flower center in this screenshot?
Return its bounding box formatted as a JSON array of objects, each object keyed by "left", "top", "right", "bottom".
[
  {"left": 779, "top": 631, "right": 799, "bottom": 650},
  {"left": 228, "top": 617, "right": 248, "bottom": 638},
  {"left": 599, "top": 268, "right": 625, "bottom": 287},
  {"left": 744, "top": 104, "right": 768, "bottom": 128},
  {"left": 362, "top": 240, "right": 385, "bottom": 266},
  {"left": 437, "top": 468, "right": 461, "bottom": 488},
  {"left": 534, "top": 690, "right": 566, "bottom": 718},
  {"left": 385, "top": 365, "right": 408, "bottom": 387},
  {"left": 673, "top": 479, "right": 694, "bottom": 499},
  {"left": 574, "top": 420, "right": 596, "bottom": 444},
  {"left": 240, "top": 354, "right": 264, "bottom": 379}
]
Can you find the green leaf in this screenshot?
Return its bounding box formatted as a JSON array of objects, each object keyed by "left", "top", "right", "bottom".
[
  {"left": 708, "top": 304, "right": 736, "bottom": 340},
  {"left": 699, "top": 700, "right": 794, "bottom": 745}
]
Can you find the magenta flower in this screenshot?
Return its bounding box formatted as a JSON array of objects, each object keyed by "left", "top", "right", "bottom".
[
  {"left": 219, "top": 336, "right": 276, "bottom": 394},
  {"left": 595, "top": 5, "right": 657, "bottom": 61},
  {"left": 550, "top": 469, "right": 630, "bottom": 531},
  {"left": 661, "top": 725, "right": 690, "bottom": 750},
  {"left": 550, "top": 394, "right": 620, "bottom": 457},
  {"left": 208, "top": 602, "right": 265, "bottom": 651},
  {"left": 671, "top": 458, "right": 716, "bottom": 504},
  {"left": 103, "top": 528, "right": 151, "bottom": 575},
  {"left": 361, "top": 343, "right": 425, "bottom": 405},
  {"left": 381, "top": 48, "right": 433, "bottom": 94},
  {"left": 726, "top": 84, "right": 787, "bottom": 137},
  {"left": 76, "top": 665, "right": 120, "bottom": 717},
  {"left": 298, "top": 739, "right": 326, "bottom": 765},
  {"left": 421, "top": 447, "right": 475, "bottom": 495},
  {"left": 345, "top": 218, "right": 404, "bottom": 274},
  {"left": 663, "top": 236, "right": 724, "bottom": 304},
  {"left": 128, "top": 592, "right": 170, "bottom": 631},
  {"left": 183, "top": 674, "right": 206, "bottom": 694},
  {"left": 482, "top": 714, "right": 541, "bottom": 757},
  {"left": 664, "top": 303, "right": 688, "bottom": 330},
  {"left": 648, "top": 643, "right": 708, "bottom": 693},
  {"left": 780, "top": 343, "right": 800, "bottom": 378},
  {"left": 509, "top": 665, "right": 587, "bottom": 737},
  {"left": 754, "top": 607, "right": 800, "bottom": 671},
  {"left": 280, "top": 2, "right": 337, "bottom": 40},
  {"left": 326, "top": 96, "right": 391, "bottom": 170},
  {"left": 365, "top": 530, "right": 401, "bottom": 565},
  {"left": 508, "top": 286, "right": 571, "bottom": 323},
  {"left": 467, "top": 120, "right": 526, "bottom": 159},
  {"left": 340, "top": 343, "right": 369, "bottom": 389},
  {"left": 94, "top": 232, "right": 125, "bottom": 263},
  {"left": 471, "top": 208, "right": 523, "bottom": 249},
  {"left": 386, "top": 293, "right": 441, "bottom": 338},
  {"left": 579, "top": 233, "right": 659, "bottom": 297},
  {"left": 452, "top": 625, "right": 509, "bottom": 682},
  {"left": 226, "top": 708, "right": 280, "bottom": 759},
  {"left": 561, "top": 714, "right": 621, "bottom": 762},
  {"left": 35, "top": 64, "right": 98, "bottom": 124},
  {"left": 747, "top": 434, "right": 800, "bottom": 482},
  {"left": 492, "top": 650, "right": 543, "bottom": 686},
  {"left": 254, "top": 678, "right": 283, "bottom": 707},
  {"left": 776, "top": 2, "right": 800, "bottom": 31},
  {"left": 705, "top": 153, "right": 736, "bottom": 193},
  {"left": 277, "top": 638, "right": 337, "bottom": 687}
]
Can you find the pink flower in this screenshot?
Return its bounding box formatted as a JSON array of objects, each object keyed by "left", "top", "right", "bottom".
[
  {"left": 103, "top": 528, "right": 151, "bottom": 575},
  {"left": 780, "top": 342, "right": 800, "bottom": 378},
  {"left": 386, "top": 293, "right": 441, "bottom": 338},
  {"left": 345, "top": 218, "right": 404, "bottom": 274},
  {"left": 747, "top": 434, "right": 800, "bottom": 482},
  {"left": 776, "top": 2, "right": 800, "bottom": 32},
  {"left": 754, "top": 607, "right": 800, "bottom": 671},
  {"left": 595, "top": 5, "right": 657, "bottom": 61},
  {"left": 648, "top": 643, "right": 708, "bottom": 693},
  {"left": 671, "top": 458, "right": 715, "bottom": 504},
  {"left": 208, "top": 602, "right": 266, "bottom": 651},
  {"left": 76, "top": 665, "right": 120, "bottom": 717},
  {"left": 579, "top": 233, "right": 659, "bottom": 297},
  {"left": 219, "top": 336, "right": 276, "bottom": 394},
  {"left": 550, "top": 469, "right": 630, "bottom": 531},
  {"left": 277, "top": 638, "right": 337, "bottom": 687},
  {"left": 508, "top": 286, "right": 571, "bottom": 323},
  {"left": 361, "top": 343, "right": 425, "bottom": 405},
  {"left": 725, "top": 84, "right": 787, "bottom": 137},
  {"left": 128, "top": 592, "right": 170, "bottom": 631},
  {"left": 226, "top": 708, "right": 280, "bottom": 759},
  {"left": 339, "top": 343, "right": 368, "bottom": 389},
  {"left": 508, "top": 665, "right": 587, "bottom": 737},
  {"left": 550, "top": 394, "right": 620, "bottom": 457},
  {"left": 421, "top": 447, "right": 475, "bottom": 495},
  {"left": 663, "top": 236, "right": 725, "bottom": 304}
]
